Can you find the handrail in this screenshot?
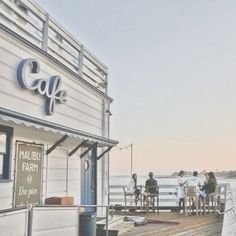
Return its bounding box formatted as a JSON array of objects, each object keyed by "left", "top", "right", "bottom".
[
  {"left": 217, "top": 195, "right": 235, "bottom": 215},
  {"left": 110, "top": 184, "right": 178, "bottom": 188},
  {"left": 0, "top": 0, "right": 108, "bottom": 90},
  {"left": 217, "top": 207, "right": 235, "bottom": 215},
  {"left": 0, "top": 204, "right": 112, "bottom": 236},
  {"left": 0, "top": 206, "right": 28, "bottom": 215},
  {"left": 221, "top": 184, "right": 236, "bottom": 236},
  {"left": 109, "top": 184, "right": 178, "bottom": 211}
]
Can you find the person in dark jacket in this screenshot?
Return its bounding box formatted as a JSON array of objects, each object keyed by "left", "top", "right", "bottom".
[
  {"left": 145, "top": 172, "right": 158, "bottom": 193},
  {"left": 204, "top": 172, "right": 217, "bottom": 195},
  {"left": 143, "top": 172, "right": 158, "bottom": 207}
]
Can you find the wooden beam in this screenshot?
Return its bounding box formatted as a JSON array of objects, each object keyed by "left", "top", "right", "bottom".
[
  {"left": 80, "top": 142, "right": 98, "bottom": 159},
  {"left": 46, "top": 134, "right": 68, "bottom": 155},
  {"left": 97, "top": 146, "right": 113, "bottom": 160},
  {"left": 68, "top": 139, "right": 88, "bottom": 157}
]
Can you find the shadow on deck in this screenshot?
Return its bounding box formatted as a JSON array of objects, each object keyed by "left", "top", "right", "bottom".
[{"left": 105, "top": 211, "right": 223, "bottom": 236}]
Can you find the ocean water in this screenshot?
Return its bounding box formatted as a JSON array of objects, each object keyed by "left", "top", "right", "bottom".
[
  {"left": 110, "top": 175, "right": 178, "bottom": 187},
  {"left": 109, "top": 175, "right": 179, "bottom": 207}
]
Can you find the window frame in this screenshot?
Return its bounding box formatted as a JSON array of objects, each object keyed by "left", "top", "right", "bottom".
[{"left": 0, "top": 124, "right": 13, "bottom": 181}]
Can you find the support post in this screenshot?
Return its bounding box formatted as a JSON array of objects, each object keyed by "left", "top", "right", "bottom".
[
  {"left": 46, "top": 134, "right": 68, "bottom": 155},
  {"left": 68, "top": 139, "right": 88, "bottom": 157},
  {"left": 97, "top": 146, "right": 113, "bottom": 160},
  {"left": 130, "top": 144, "right": 133, "bottom": 176},
  {"left": 80, "top": 142, "right": 98, "bottom": 159},
  {"left": 78, "top": 45, "right": 84, "bottom": 76},
  {"left": 42, "top": 13, "right": 49, "bottom": 51}
]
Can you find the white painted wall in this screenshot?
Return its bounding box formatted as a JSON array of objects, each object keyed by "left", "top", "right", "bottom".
[
  {"left": 0, "top": 7, "right": 112, "bottom": 216},
  {"left": 0, "top": 121, "right": 83, "bottom": 209},
  {"left": 0, "top": 181, "right": 14, "bottom": 209},
  {"left": 0, "top": 209, "right": 28, "bottom": 236},
  {"left": 0, "top": 120, "right": 111, "bottom": 211},
  {"left": 31, "top": 207, "right": 79, "bottom": 236},
  {"left": 0, "top": 31, "right": 111, "bottom": 136}
]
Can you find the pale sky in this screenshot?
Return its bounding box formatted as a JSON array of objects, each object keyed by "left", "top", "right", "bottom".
[{"left": 36, "top": 0, "right": 236, "bottom": 175}]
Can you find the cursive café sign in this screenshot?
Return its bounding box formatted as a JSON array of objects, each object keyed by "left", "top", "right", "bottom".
[{"left": 17, "top": 58, "right": 67, "bottom": 115}]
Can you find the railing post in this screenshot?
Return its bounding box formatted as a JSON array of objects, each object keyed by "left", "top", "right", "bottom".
[
  {"left": 78, "top": 206, "right": 80, "bottom": 236},
  {"left": 42, "top": 13, "right": 49, "bottom": 51},
  {"left": 78, "top": 45, "right": 84, "bottom": 76},
  {"left": 27, "top": 205, "right": 33, "bottom": 236},
  {"left": 106, "top": 206, "right": 109, "bottom": 236}
]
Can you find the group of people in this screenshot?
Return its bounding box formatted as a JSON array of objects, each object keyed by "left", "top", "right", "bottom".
[
  {"left": 126, "top": 172, "right": 158, "bottom": 204},
  {"left": 126, "top": 170, "right": 217, "bottom": 214},
  {"left": 177, "top": 170, "right": 217, "bottom": 214}
]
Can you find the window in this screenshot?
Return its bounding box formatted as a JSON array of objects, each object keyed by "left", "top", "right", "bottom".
[{"left": 0, "top": 125, "right": 13, "bottom": 180}]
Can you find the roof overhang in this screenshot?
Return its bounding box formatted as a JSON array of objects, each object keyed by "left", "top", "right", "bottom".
[{"left": 0, "top": 107, "right": 118, "bottom": 147}]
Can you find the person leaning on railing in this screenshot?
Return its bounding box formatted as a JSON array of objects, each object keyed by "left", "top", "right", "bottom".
[
  {"left": 177, "top": 170, "right": 187, "bottom": 214},
  {"left": 202, "top": 171, "right": 217, "bottom": 203},
  {"left": 187, "top": 171, "right": 202, "bottom": 195},
  {"left": 204, "top": 172, "right": 217, "bottom": 195},
  {"left": 187, "top": 171, "right": 205, "bottom": 211}
]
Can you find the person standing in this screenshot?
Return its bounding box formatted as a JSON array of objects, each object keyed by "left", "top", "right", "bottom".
[
  {"left": 204, "top": 172, "right": 217, "bottom": 195},
  {"left": 203, "top": 172, "right": 209, "bottom": 187},
  {"left": 177, "top": 170, "right": 187, "bottom": 214},
  {"left": 187, "top": 171, "right": 202, "bottom": 193},
  {"left": 187, "top": 171, "right": 202, "bottom": 212}
]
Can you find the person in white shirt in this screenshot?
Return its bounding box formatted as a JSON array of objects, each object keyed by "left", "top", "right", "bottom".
[
  {"left": 126, "top": 173, "right": 140, "bottom": 203},
  {"left": 187, "top": 171, "right": 206, "bottom": 212},
  {"left": 177, "top": 170, "right": 187, "bottom": 214},
  {"left": 187, "top": 171, "right": 206, "bottom": 196},
  {"left": 187, "top": 171, "right": 202, "bottom": 192}
]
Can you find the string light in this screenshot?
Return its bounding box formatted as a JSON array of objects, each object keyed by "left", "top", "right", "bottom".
[{"left": 117, "top": 144, "right": 133, "bottom": 175}]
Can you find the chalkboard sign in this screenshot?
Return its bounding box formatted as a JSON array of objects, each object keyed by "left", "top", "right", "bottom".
[{"left": 15, "top": 142, "right": 43, "bottom": 207}]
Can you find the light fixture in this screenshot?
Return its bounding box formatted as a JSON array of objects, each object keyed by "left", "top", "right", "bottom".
[{"left": 106, "top": 109, "right": 112, "bottom": 116}]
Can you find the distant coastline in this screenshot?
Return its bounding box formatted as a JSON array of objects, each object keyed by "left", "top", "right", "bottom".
[
  {"left": 111, "top": 170, "right": 236, "bottom": 179},
  {"left": 171, "top": 170, "right": 236, "bottom": 179}
]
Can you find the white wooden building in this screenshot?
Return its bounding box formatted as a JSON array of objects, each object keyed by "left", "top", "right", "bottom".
[{"left": 0, "top": 0, "right": 117, "bottom": 235}]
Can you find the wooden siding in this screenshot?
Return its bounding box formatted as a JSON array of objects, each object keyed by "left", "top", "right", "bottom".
[
  {"left": 45, "top": 148, "right": 81, "bottom": 205},
  {"left": 0, "top": 117, "right": 108, "bottom": 210},
  {"left": 0, "top": 0, "right": 111, "bottom": 218},
  {"left": 0, "top": 181, "right": 14, "bottom": 209},
  {"left": 67, "top": 154, "right": 81, "bottom": 205},
  {"left": 0, "top": 31, "right": 106, "bottom": 136}
]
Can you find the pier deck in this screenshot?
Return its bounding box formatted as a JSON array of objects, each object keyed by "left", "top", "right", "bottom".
[{"left": 107, "top": 212, "right": 223, "bottom": 236}]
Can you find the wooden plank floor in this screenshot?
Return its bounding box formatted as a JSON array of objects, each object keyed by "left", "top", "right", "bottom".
[{"left": 108, "top": 212, "right": 223, "bottom": 236}]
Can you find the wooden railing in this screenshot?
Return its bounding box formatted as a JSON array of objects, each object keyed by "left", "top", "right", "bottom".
[
  {"left": 0, "top": 0, "right": 108, "bottom": 91},
  {"left": 109, "top": 183, "right": 228, "bottom": 212},
  {"left": 221, "top": 184, "right": 236, "bottom": 235},
  {"left": 109, "top": 184, "right": 179, "bottom": 211},
  {"left": 0, "top": 205, "right": 111, "bottom": 236}
]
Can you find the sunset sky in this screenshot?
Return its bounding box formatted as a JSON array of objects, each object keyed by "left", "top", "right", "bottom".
[{"left": 36, "top": 0, "right": 236, "bottom": 175}]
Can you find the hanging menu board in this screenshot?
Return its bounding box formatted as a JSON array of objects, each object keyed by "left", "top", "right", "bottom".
[{"left": 15, "top": 142, "right": 43, "bottom": 207}]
